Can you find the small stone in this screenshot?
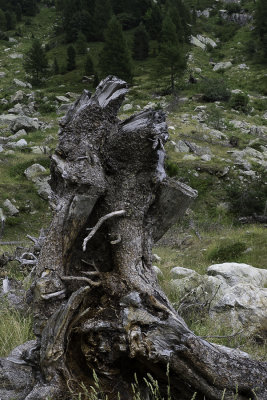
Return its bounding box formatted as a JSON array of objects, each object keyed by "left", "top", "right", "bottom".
[
  {"left": 213, "top": 61, "right": 232, "bottom": 72},
  {"left": 24, "top": 164, "right": 46, "bottom": 182},
  {"left": 171, "top": 266, "right": 197, "bottom": 279},
  {"left": 196, "top": 34, "right": 217, "bottom": 48},
  {"left": 7, "top": 138, "right": 28, "bottom": 148},
  {"left": 183, "top": 154, "right": 197, "bottom": 160},
  {"left": 122, "top": 103, "right": 133, "bottom": 111},
  {"left": 13, "top": 78, "right": 32, "bottom": 88},
  {"left": 9, "top": 53, "right": 23, "bottom": 59},
  {"left": 238, "top": 63, "right": 249, "bottom": 70},
  {"left": 11, "top": 90, "right": 25, "bottom": 103},
  {"left": 152, "top": 265, "right": 163, "bottom": 277},
  {"left": 152, "top": 254, "right": 161, "bottom": 262},
  {"left": 190, "top": 35, "right": 206, "bottom": 50},
  {"left": 56, "top": 95, "right": 70, "bottom": 103},
  {"left": 175, "top": 140, "right": 190, "bottom": 153},
  {"left": 3, "top": 199, "right": 19, "bottom": 216},
  {"left": 31, "top": 146, "right": 50, "bottom": 154},
  {"left": 201, "top": 154, "right": 212, "bottom": 161}
]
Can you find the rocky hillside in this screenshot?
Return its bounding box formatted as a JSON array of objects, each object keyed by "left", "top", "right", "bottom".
[{"left": 0, "top": 0, "right": 266, "bottom": 360}]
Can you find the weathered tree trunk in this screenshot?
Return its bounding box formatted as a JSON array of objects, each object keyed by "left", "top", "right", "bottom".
[{"left": 3, "top": 76, "right": 266, "bottom": 400}]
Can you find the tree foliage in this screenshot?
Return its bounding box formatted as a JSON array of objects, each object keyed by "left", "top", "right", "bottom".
[
  {"left": 93, "top": 0, "right": 112, "bottom": 41},
  {"left": 254, "top": 0, "right": 267, "bottom": 62},
  {"left": 23, "top": 39, "right": 48, "bottom": 85},
  {"left": 133, "top": 23, "right": 149, "bottom": 60},
  {"left": 66, "top": 45, "right": 76, "bottom": 71},
  {"left": 156, "top": 14, "right": 186, "bottom": 92},
  {"left": 76, "top": 31, "right": 87, "bottom": 55},
  {"left": 84, "top": 53, "right": 95, "bottom": 76},
  {"left": 99, "top": 16, "right": 133, "bottom": 81}
]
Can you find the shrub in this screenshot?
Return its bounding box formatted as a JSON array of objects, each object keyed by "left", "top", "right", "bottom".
[
  {"left": 205, "top": 104, "right": 225, "bottom": 130},
  {"left": 225, "top": 3, "right": 241, "bottom": 14},
  {"left": 38, "top": 102, "right": 56, "bottom": 114},
  {"left": 229, "top": 92, "right": 249, "bottom": 112},
  {"left": 166, "top": 160, "right": 179, "bottom": 177},
  {"left": 226, "top": 169, "right": 267, "bottom": 217},
  {"left": 200, "top": 78, "right": 230, "bottom": 102},
  {"left": 207, "top": 240, "right": 247, "bottom": 262}
]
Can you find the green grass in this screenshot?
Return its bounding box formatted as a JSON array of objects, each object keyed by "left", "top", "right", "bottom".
[{"left": 0, "top": 302, "right": 34, "bottom": 357}]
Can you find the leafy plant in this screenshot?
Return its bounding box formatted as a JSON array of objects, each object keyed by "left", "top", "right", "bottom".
[
  {"left": 207, "top": 240, "right": 247, "bottom": 262},
  {"left": 229, "top": 92, "right": 249, "bottom": 112},
  {"left": 200, "top": 78, "right": 230, "bottom": 102}
]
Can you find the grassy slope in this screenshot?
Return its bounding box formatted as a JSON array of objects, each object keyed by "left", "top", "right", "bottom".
[{"left": 0, "top": 2, "right": 266, "bottom": 358}]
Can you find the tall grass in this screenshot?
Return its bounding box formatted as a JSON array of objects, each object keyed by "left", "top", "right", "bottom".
[{"left": 0, "top": 303, "right": 34, "bottom": 357}]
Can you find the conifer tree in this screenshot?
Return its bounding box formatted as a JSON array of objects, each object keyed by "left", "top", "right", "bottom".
[
  {"left": 133, "top": 23, "right": 149, "bottom": 60},
  {"left": 143, "top": 5, "right": 163, "bottom": 41},
  {"left": 0, "top": 9, "right": 7, "bottom": 31},
  {"left": 99, "top": 16, "right": 133, "bottom": 82},
  {"left": 156, "top": 14, "right": 186, "bottom": 92},
  {"left": 23, "top": 39, "right": 48, "bottom": 85},
  {"left": 76, "top": 31, "right": 87, "bottom": 55},
  {"left": 255, "top": 0, "right": 267, "bottom": 62},
  {"left": 5, "top": 11, "right": 16, "bottom": 30},
  {"left": 67, "top": 45, "right": 76, "bottom": 70},
  {"left": 15, "top": 4, "right": 22, "bottom": 22},
  {"left": 53, "top": 57, "right": 59, "bottom": 75},
  {"left": 84, "top": 54, "right": 95, "bottom": 76},
  {"left": 93, "top": 0, "right": 112, "bottom": 41},
  {"left": 22, "top": 0, "right": 38, "bottom": 16}
]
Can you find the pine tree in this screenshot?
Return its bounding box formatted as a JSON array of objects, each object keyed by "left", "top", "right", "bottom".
[
  {"left": 5, "top": 11, "right": 16, "bottom": 30},
  {"left": 53, "top": 57, "right": 59, "bottom": 75},
  {"left": 133, "top": 23, "right": 149, "bottom": 60},
  {"left": 99, "top": 16, "right": 133, "bottom": 81},
  {"left": 166, "top": 0, "right": 191, "bottom": 43},
  {"left": 156, "top": 14, "right": 186, "bottom": 92},
  {"left": 0, "top": 9, "right": 7, "bottom": 31},
  {"left": 93, "top": 0, "right": 112, "bottom": 41},
  {"left": 84, "top": 54, "right": 95, "bottom": 76},
  {"left": 22, "top": 0, "right": 38, "bottom": 16},
  {"left": 15, "top": 4, "right": 22, "bottom": 22},
  {"left": 254, "top": 0, "right": 267, "bottom": 62},
  {"left": 23, "top": 39, "right": 48, "bottom": 85},
  {"left": 67, "top": 45, "right": 76, "bottom": 70},
  {"left": 143, "top": 5, "right": 163, "bottom": 41},
  {"left": 76, "top": 31, "right": 87, "bottom": 55}
]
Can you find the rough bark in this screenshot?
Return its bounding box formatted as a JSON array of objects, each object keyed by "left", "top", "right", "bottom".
[{"left": 2, "top": 76, "right": 266, "bottom": 400}]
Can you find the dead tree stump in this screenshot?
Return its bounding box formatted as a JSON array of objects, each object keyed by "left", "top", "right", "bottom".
[{"left": 1, "top": 76, "right": 266, "bottom": 400}]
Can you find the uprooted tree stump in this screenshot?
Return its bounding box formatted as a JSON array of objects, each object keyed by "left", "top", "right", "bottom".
[{"left": 1, "top": 76, "right": 266, "bottom": 400}]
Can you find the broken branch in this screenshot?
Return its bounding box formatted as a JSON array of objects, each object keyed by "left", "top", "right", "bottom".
[
  {"left": 83, "top": 210, "right": 126, "bottom": 251},
  {"left": 61, "top": 275, "right": 101, "bottom": 287}
]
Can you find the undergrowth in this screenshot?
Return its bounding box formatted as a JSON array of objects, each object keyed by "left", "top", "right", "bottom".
[{"left": 0, "top": 301, "right": 34, "bottom": 357}]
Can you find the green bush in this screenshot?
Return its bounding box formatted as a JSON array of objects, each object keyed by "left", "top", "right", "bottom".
[
  {"left": 205, "top": 104, "right": 224, "bottom": 130},
  {"left": 207, "top": 240, "right": 247, "bottom": 262},
  {"left": 225, "top": 3, "right": 241, "bottom": 14},
  {"left": 166, "top": 160, "right": 179, "bottom": 177},
  {"left": 226, "top": 169, "right": 267, "bottom": 217},
  {"left": 38, "top": 102, "right": 56, "bottom": 114},
  {"left": 252, "top": 98, "right": 267, "bottom": 112},
  {"left": 229, "top": 92, "right": 249, "bottom": 112},
  {"left": 200, "top": 78, "right": 230, "bottom": 102}
]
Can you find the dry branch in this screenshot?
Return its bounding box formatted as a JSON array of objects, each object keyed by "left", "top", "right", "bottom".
[{"left": 82, "top": 210, "right": 126, "bottom": 251}]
